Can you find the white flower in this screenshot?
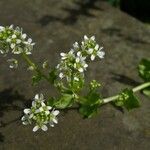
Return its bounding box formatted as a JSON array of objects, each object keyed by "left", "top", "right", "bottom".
[
  {"left": 22, "top": 33, "right": 27, "bottom": 39},
  {"left": 7, "top": 58, "right": 18, "bottom": 69},
  {"left": 97, "top": 50, "right": 105, "bottom": 59},
  {"left": 32, "top": 124, "right": 48, "bottom": 132},
  {"left": 59, "top": 72, "right": 64, "bottom": 79},
  {"left": 84, "top": 35, "right": 89, "bottom": 41},
  {"left": 12, "top": 34, "right": 17, "bottom": 39}
]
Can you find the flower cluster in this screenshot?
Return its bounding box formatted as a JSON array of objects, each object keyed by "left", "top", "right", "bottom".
[
  {"left": 21, "top": 94, "right": 59, "bottom": 132},
  {"left": 56, "top": 35, "right": 105, "bottom": 85},
  {"left": 0, "top": 25, "right": 35, "bottom": 68}
]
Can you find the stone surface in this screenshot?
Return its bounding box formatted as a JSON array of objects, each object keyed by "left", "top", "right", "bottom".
[{"left": 0, "top": 0, "right": 150, "bottom": 150}]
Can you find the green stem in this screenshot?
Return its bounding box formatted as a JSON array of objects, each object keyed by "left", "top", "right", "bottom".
[
  {"left": 102, "top": 82, "right": 150, "bottom": 104},
  {"left": 22, "top": 53, "right": 50, "bottom": 82}
]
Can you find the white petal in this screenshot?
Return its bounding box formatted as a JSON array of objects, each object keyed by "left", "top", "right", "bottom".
[
  {"left": 12, "top": 34, "right": 17, "bottom": 39},
  {"left": 41, "top": 125, "right": 48, "bottom": 131},
  {"left": 33, "top": 125, "right": 39, "bottom": 132},
  {"left": 88, "top": 48, "right": 94, "bottom": 54},
  {"left": 52, "top": 118, "right": 58, "bottom": 124},
  {"left": 47, "top": 106, "right": 52, "bottom": 110},
  {"left": 9, "top": 25, "right": 13, "bottom": 29},
  {"left": 95, "top": 44, "right": 99, "bottom": 50},
  {"left": 32, "top": 101, "right": 36, "bottom": 107},
  {"left": 84, "top": 35, "right": 88, "bottom": 41},
  {"left": 74, "top": 77, "right": 79, "bottom": 81},
  {"left": 0, "top": 26, "right": 4, "bottom": 30},
  {"left": 22, "top": 33, "right": 27, "bottom": 39},
  {"left": 39, "top": 107, "right": 44, "bottom": 112},
  {"left": 78, "top": 68, "right": 84, "bottom": 72},
  {"left": 52, "top": 110, "right": 60, "bottom": 116},
  {"left": 59, "top": 73, "right": 64, "bottom": 79},
  {"left": 84, "top": 64, "right": 88, "bottom": 68},
  {"left": 16, "top": 39, "right": 21, "bottom": 44},
  {"left": 41, "top": 102, "right": 46, "bottom": 107},
  {"left": 10, "top": 43, "right": 15, "bottom": 49},
  {"left": 29, "top": 113, "right": 34, "bottom": 119},
  {"left": 35, "top": 94, "right": 39, "bottom": 100},
  {"left": 28, "top": 38, "right": 32, "bottom": 43},
  {"left": 39, "top": 94, "right": 44, "bottom": 101},
  {"left": 60, "top": 53, "right": 66, "bottom": 57},
  {"left": 76, "top": 57, "right": 80, "bottom": 63},
  {"left": 45, "top": 111, "right": 50, "bottom": 115},
  {"left": 22, "top": 121, "right": 29, "bottom": 125},
  {"left": 90, "top": 36, "right": 95, "bottom": 41},
  {"left": 97, "top": 51, "right": 105, "bottom": 59},
  {"left": 24, "top": 109, "right": 31, "bottom": 114},
  {"left": 49, "top": 121, "right": 54, "bottom": 127},
  {"left": 91, "top": 55, "right": 95, "bottom": 61},
  {"left": 77, "top": 51, "right": 81, "bottom": 57}
]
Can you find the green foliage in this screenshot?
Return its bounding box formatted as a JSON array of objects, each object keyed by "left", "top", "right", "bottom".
[
  {"left": 138, "top": 58, "right": 150, "bottom": 82},
  {"left": 79, "top": 89, "right": 101, "bottom": 118},
  {"left": 48, "top": 69, "right": 57, "bottom": 84},
  {"left": 143, "top": 87, "right": 150, "bottom": 98},
  {"left": 79, "top": 104, "right": 99, "bottom": 118},
  {"left": 108, "top": 0, "right": 120, "bottom": 7},
  {"left": 32, "top": 73, "right": 42, "bottom": 85},
  {"left": 115, "top": 89, "right": 140, "bottom": 110},
  {"left": 55, "top": 94, "right": 74, "bottom": 109}
]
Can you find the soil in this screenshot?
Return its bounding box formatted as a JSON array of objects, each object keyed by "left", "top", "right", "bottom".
[{"left": 0, "top": 0, "right": 150, "bottom": 150}]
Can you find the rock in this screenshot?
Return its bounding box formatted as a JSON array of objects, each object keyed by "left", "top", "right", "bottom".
[{"left": 0, "top": 0, "right": 149, "bottom": 150}]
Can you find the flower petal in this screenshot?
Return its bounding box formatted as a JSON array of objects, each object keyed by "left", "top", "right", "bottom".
[
  {"left": 33, "top": 125, "right": 39, "bottom": 132},
  {"left": 24, "top": 108, "right": 31, "bottom": 114},
  {"left": 52, "top": 110, "right": 60, "bottom": 116},
  {"left": 41, "top": 125, "right": 48, "bottom": 131}
]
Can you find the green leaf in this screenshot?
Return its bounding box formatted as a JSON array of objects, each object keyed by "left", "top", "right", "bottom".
[
  {"left": 138, "top": 59, "right": 150, "bottom": 82},
  {"left": 143, "top": 87, "right": 150, "bottom": 98},
  {"left": 48, "top": 69, "right": 57, "bottom": 84},
  {"left": 32, "top": 73, "right": 42, "bottom": 85},
  {"left": 47, "top": 97, "right": 55, "bottom": 107},
  {"left": 80, "top": 91, "right": 101, "bottom": 106},
  {"left": 55, "top": 94, "right": 74, "bottom": 109},
  {"left": 79, "top": 104, "right": 99, "bottom": 118},
  {"left": 115, "top": 89, "right": 140, "bottom": 111}
]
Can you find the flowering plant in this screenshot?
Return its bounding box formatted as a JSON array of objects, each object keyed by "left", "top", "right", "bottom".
[{"left": 0, "top": 25, "right": 150, "bottom": 132}]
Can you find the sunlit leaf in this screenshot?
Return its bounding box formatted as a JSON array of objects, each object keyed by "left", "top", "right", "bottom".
[
  {"left": 138, "top": 58, "right": 150, "bottom": 82},
  {"left": 55, "top": 94, "right": 73, "bottom": 109},
  {"left": 114, "top": 88, "right": 140, "bottom": 111}
]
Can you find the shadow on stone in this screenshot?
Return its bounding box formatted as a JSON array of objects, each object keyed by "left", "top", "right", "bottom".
[
  {"left": 37, "top": 0, "right": 102, "bottom": 26},
  {"left": 0, "top": 88, "right": 27, "bottom": 142},
  {"left": 111, "top": 72, "right": 140, "bottom": 87}
]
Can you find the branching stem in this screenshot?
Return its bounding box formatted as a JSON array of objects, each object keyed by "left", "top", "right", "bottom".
[
  {"left": 22, "top": 53, "right": 50, "bottom": 82},
  {"left": 102, "top": 82, "right": 150, "bottom": 103}
]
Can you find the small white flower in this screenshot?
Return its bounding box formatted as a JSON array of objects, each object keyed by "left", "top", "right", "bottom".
[
  {"left": 59, "top": 72, "right": 64, "bottom": 79},
  {"left": 12, "top": 34, "right": 17, "bottom": 39},
  {"left": 7, "top": 58, "right": 18, "bottom": 69},
  {"left": 24, "top": 108, "right": 31, "bottom": 114},
  {"left": 0, "top": 26, "right": 4, "bottom": 31},
  {"left": 6, "top": 38, "right": 11, "bottom": 43},
  {"left": 33, "top": 125, "right": 40, "bottom": 132},
  {"left": 78, "top": 68, "right": 84, "bottom": 72},
  {"left": 90, "top": 36, "right": 95, "bottom": 41},
  {"left": 88, "top": 48, "right": 94, "bottom": 54},
  {"left": 91, "top": 54, "right": 95, "bottom": 61},
  {"left": 84, "top": 35, "right": 88, "bottom": 41},
  {"left": 22, "top": 33, "right": 27, "bottom": 39},
  {"left": 74, "top": 77, "right": 79, "bottom": 81},
  {"left": 9, "top": 25, "right": 13, "bottom": 29},
  {"left": 16, "top": 39, "right": 21, "bottom": 44},
  {"left": 97, "top": 51, "right": 105, "bottom": 59},
  {"left": 10, "top": 43, "right": 15, "bottom": 49}
]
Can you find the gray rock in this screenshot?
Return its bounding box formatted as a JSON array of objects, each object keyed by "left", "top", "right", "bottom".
[{"left": 0, "top": 0, "right": 149, "bottom": 150}]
